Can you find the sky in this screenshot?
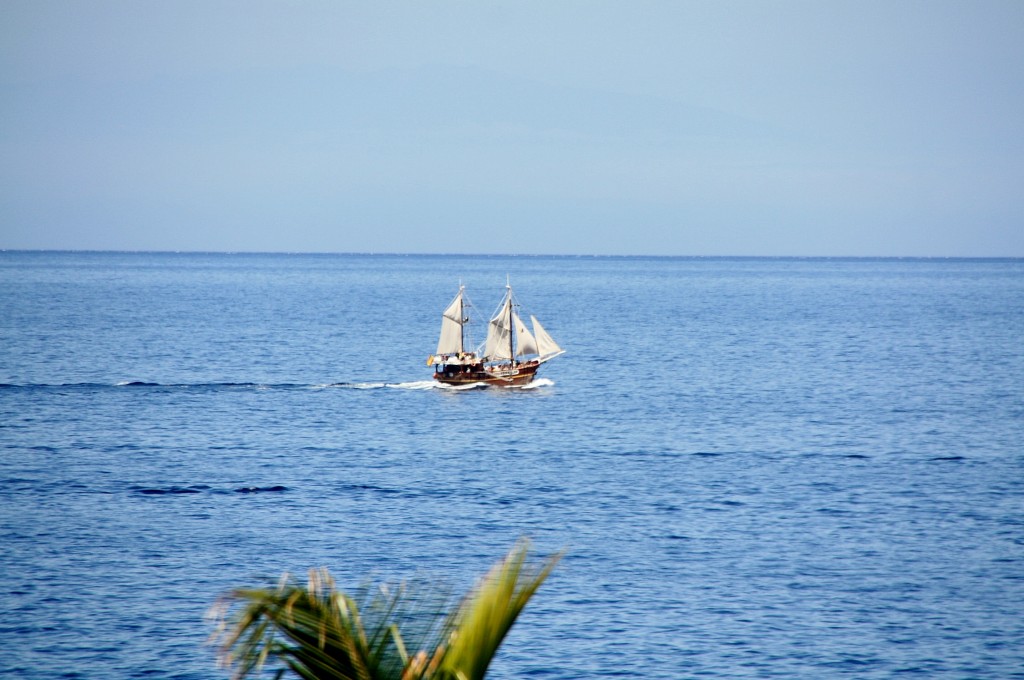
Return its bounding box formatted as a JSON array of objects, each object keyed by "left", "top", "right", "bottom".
[{"left": 1, "top": 1, "right": 1022, "bottom": 256}]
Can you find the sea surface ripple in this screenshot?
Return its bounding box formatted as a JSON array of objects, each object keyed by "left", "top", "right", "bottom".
[{"left": 1, "top": 252, "right": 1022, "bottom": 678}]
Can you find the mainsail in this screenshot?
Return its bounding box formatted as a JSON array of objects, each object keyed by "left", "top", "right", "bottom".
[
  {"left": 436, "top": 288, "right": 465, "bottom": 355},
  {"left": 483, "top": 295, "right": 512, "bottom": 361}
]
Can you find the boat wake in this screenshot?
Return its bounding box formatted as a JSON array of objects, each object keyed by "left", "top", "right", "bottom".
[
  {"left": 2, "top": 379, "right": 553, "bottom": 392},
  {"left": 320, "top": 379, "right": 552, "bottom": 391},
  {"left": 315, "top": 380, "right": 440, "bottom": 390}
]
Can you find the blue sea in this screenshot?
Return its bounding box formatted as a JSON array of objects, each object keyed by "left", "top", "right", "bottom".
[{"left": 2, "top": 251, "right": 1022, "bottom": 679}]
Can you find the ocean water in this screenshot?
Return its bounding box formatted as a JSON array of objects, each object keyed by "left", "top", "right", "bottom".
[{"left": 1, "top": 251, "right": 1022, "bottom": 679}]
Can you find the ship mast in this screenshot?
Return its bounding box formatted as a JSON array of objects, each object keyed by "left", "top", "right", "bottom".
[
  {"left": 507, "top": 276, "right": 514, "bottom": 365},
  {"left": 459, "top": 282, "right": 465, "bottom": 355}
]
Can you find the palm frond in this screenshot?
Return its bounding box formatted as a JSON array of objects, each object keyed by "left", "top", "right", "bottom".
[
  {"left": 212, "top": 569, "right": 453, "bottom": 680},
  {"left": 210, "top": 541, "right": 560, "bottom": 680}
]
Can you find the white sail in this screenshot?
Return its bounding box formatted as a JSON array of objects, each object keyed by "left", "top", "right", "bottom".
[
  {"left": 513, "top": 313, "right": 538, "bottom": 357},
  {"left": 531, "top": 315, "right": 564, "bottom": 360},
  {"left": 484, "top": 295, "right": 513, "bottom": 361},
  {"left": 436, "top": 289, "right": 464, "bottom": 356}
]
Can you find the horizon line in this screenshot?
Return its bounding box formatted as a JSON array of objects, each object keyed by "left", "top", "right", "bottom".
[{"left": 2, "top": 248, "right": 1022, "bottom": 261}]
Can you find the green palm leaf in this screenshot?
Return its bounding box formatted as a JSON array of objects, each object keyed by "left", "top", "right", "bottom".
[
  {"left": 436, "top": 540, "right": 561, "bottom": 680},
  {"left": 211, "top": 541, "right": 560, "bottom": 680}
]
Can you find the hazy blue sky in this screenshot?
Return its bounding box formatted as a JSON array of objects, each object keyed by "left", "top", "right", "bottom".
[{"left": 2, "top": 1, "right": 1022, "bottom": 256}]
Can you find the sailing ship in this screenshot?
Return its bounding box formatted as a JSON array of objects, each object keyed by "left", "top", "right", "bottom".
[{"left": 428, "top": 281, "right": 564, "bottom": 386}]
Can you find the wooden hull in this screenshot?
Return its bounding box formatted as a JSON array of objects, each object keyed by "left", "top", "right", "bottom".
[{"left": 433, "top": 361, "right": 540, "bottom": 387}]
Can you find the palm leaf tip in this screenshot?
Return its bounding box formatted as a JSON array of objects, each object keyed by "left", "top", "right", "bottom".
[{"left": 440, "top": 540, "right": 563, "bottom": 680}]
